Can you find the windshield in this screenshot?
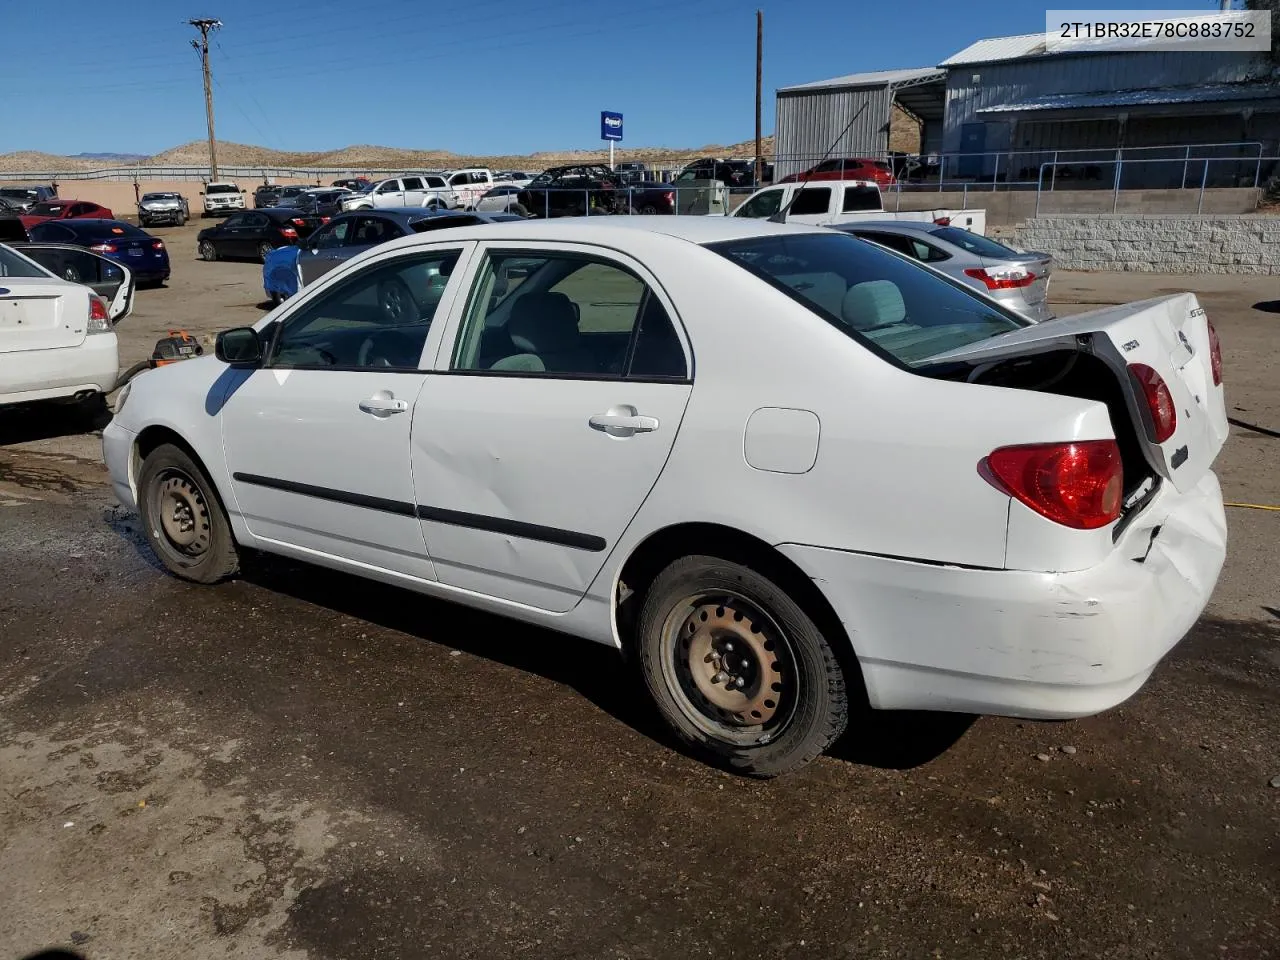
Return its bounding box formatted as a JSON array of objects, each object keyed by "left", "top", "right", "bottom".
[
  {"left": 206, "top": 184, "right": 238, "bottom": 194},
  {"left": 27, "top": 202, "right": 65, "bottom": 216},
  {"left": 708, "top": 231, "right": 1027, "bottom": 367},
  {"left": 930, "top": 226, "right": 1022, "bottom": 259},
  {"left": 142, "top": 193, "right": 178, "bottom": 201},
  {"left": 0, "top": 188, "right": 36, "bottom": 200},
  {"left": 0, "top": 244, "right": 52, "bottom": 278}
]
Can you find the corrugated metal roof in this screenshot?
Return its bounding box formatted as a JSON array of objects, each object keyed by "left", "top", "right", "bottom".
[
  {"left": 778, "top": 67, "right": 943, "bottom": 93},
  {"left": 975, "top": 82, "right": 1280, "bottom": 113},
  {"left": 941, "top": 33, "right": 1045, "bottom": 67}
]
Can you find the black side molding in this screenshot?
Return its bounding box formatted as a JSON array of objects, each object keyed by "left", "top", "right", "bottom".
[{"left": 233, "top": 473, "right": 605, "bottom": 552}]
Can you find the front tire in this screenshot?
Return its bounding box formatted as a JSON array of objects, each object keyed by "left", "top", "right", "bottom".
[
  {"left": 138, "top": 443, "right": 239, "bottom": 584},
  {"left": 199, "top": 239, "right": 218, "bottom": 261},
  {"left": 636, "top": 555, "right": 848, "bottom": 777},
  {"left": 257, "top": 241, "right": 274, "bottom": 262}
]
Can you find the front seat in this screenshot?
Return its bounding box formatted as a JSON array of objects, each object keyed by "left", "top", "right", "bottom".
[{"left": 500, "top": 292, "right": 594, "bottom": 374}]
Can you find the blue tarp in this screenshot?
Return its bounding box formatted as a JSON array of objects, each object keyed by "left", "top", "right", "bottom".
[{"left": 262, "top": 244, "right": 300, "bottom": 299}]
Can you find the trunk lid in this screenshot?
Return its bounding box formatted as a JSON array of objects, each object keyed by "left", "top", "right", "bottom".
[
  {"left": 926, "top": 293, "right": 1227, "bottom": 493},
  {"left": 987, "top": 254, "right": 1052, "bottom": 306},
  {"left": 0, "top": 279, "right": 85, "bottom": 353}
]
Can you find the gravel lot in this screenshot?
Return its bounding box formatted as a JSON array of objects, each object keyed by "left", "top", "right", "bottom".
[{"left": 1, "top": 221, "right": 1277, "bottom": 960}]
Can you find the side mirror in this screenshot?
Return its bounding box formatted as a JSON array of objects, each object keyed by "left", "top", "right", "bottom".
[{"left": 215, "top": 327, "right": 262, "bottom": 365}]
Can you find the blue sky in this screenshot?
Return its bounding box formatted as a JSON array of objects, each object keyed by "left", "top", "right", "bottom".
[{"left": 0, "top": 0, "right": 1212, "bottom": 156}]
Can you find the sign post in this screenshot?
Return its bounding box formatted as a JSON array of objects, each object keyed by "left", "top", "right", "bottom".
[{"left": 600, "top": 111, "right": 623, "bottom": 170}]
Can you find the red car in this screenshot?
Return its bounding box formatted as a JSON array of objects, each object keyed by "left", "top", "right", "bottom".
[
  {"left": 779, "top": 158, "right": 896, "bottom": 186},
  {"left": 19, "top": 199, "right": 114, "bottom": 230}
]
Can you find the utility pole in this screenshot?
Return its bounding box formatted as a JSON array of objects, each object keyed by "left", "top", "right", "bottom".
[
  {"left": 755, "top": 10, "right": 763, "bottom": 186},
  {"left": 188, "top": 18, "right": 222, "bottom": 181}
]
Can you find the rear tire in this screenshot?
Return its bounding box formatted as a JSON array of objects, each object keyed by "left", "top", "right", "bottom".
[
  {"left": 138, "top": 443, "right": 239, "bottom": 584},
  {"left": 257, "top": 241, "right": 274, "bottom": 262},
  {"left": 636, "top": 555, "right": 848, "bottom": 777},
  {"left": 199, "top": 239, "right": 218, "bottom": 261}
]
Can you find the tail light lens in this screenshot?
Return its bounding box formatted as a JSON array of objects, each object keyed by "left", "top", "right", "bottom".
[
  {"left": 320, "top": 216, "right": 331, "bottom": 223},
  {"left": 982, "top": 440, "right": 1123, "bottom": 530},
  {"left": 87, "top": 295, "right": 111, "bottom": 334},
  {"left": 664, "top": 192, "right": 674, "bottom": 205},
  {"left": 292, "top": 217, "right": 306, "bottom": 226},
  {"left": 1129, "top": 363, "right": 1177, "bottom": 442},
  {"left": 1206, "top": 320, "right": 1223, "bottom": 386},
  {"left": 151, "top": 240, "right": 164, "bottom": 250},
  {"left": 933, "top": 216, "right": 952, "bottom": 226},
  {"left": 964, "top": 266, "right": 1036, "bottom": 290},
  {"left": 280, "top": 227, "right": 298, "bottom": 239},
  {"left": 88, "top": 243, "right": 117, "bottom": 253}
]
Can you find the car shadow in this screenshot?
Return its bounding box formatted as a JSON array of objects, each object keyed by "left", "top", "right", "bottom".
[
  {"left": 1251, "top": 300, "right": 1280, "bottom": 314},
  {"left": 0, "top": 398, "right": 111, "bottom": 446},
  {"left": 236, "top": 552, "right": 676, "bottom": 750},
  {"left": 226, "top": 551, "right": 976, "bottom": 771}
]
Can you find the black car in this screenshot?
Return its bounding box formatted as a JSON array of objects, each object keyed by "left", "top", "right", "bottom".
[
  {"left": 277, "top": 188, "right": 349, "bottom": 225},
  {"left": 197, "top": 210, "right": 303, "bottom": 263},
  {"left": 678, "top": 158, "right": 753, "bottom": 187},
  {"left": 253, "top": 184, "right": 282, "bottom": 208},
  {"left": 518, "top": 164, "right": 629, "bottom": 218}
]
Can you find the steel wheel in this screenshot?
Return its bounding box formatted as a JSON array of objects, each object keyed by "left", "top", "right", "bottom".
[
  {"left": 660, "top": 591, "right": 796, "bottom": 745},
  {"left": 150, "top": 468, "right": 213, "bottom": 559}
]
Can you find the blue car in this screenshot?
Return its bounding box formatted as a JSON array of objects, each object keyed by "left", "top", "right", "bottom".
[
  {"left": 262, "top": 244, "right": 300, "bottom": 305},
  {"left": 25, "top": 218, "right": 171, "bottom": 286}
]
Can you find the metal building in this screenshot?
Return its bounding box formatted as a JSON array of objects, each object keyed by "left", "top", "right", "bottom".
[
  {"left": 773, "top": 68, "right": 945, "bottom": 179},
  {"left": 941, "top": 31, "right": 1280, "bottom": 184}
]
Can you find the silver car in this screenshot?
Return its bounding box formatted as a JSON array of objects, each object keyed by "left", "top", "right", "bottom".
[
  {"left": 832, "top": 221, "right": 1054, "bottom": 322},
  {"left": 137, "top": 191, "right": 190, "bottom": 227}
]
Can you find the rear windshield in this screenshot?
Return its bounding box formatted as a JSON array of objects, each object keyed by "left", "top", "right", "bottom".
[
  {"left": 930, "top": 226, "right": 1021, "bottom": 259},
  {"left": 0, "top": 245, "right": 51, "bottom": 279},
  {"left": 206, "top": 184, "right": 239, "bottom": 194},
  {"left": 0, "top": 188, "right": 36, "bottom": 199},
  {"left": 708, "top": 231, "right": 1026, "bottom": 367},
  {"left": 76, "top": 221, "right": 147, "bottom": 238}
]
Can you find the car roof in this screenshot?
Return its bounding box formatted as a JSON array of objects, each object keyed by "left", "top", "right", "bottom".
[
  {"left": 372, "top": 215, "right": 828, "bottom": 251},
  {"left": 832, "top": 220, "right": 941, "bottom": 234}
]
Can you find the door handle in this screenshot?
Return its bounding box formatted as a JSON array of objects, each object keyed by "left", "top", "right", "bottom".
[
  {"left": 359, "top": 392, "right": 408, "bottom": 417},
  {"left": 589, "top": 405, "right": 659, "bottom": 438}
]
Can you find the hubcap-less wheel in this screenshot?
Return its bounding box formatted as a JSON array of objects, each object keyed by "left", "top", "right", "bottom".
[
  {"left": 199, "top": 240, "right": 216, "bottom": 261},
  {"left": 258, "top": 242, "right": 273, "bottom": 261},
  {"left": 152, "top": 469, "right": 212, "bottom": 558},
  {"left": 662, "top": 593, "right": 795, "bottom": 743}
]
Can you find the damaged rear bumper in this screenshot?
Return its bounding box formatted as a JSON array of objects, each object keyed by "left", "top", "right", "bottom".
[{"left": 778, "top": 471, "right": 1227, "bottom": 719}]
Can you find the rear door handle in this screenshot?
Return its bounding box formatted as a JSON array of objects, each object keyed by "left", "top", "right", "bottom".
[
  {"left": 589, "top": 405, "right": 659, "bottom": 437},
  {"left": 359, "top": 392, "right": 408, "bottom": 417}
]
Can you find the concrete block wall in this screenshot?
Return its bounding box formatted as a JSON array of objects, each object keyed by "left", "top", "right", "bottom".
[{"left": 1013, "top": 214, "right": 1280, "bottom": 274}]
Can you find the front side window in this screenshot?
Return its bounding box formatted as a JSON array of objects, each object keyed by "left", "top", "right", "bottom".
[
  {"left": 452, "top": 252, "right": 686, "bottom": 379},
  {"left": 271, "top": 250, "right": 462, "bottom": 370},
  {"left": 709, "top": 231, "right": 1025, "bottom": 367},
  {"left": 376, "top": 180, "right": 400, "bottom": 194},
  {"left": 310, "top": 221, "right": 351, "bottom": 249},
  {"left": 734, "top": 188, "right": 783, "bottom": 219}
]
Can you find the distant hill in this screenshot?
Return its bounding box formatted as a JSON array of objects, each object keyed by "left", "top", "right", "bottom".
[
  {"left": 71, "top": 152, "right": 148, "bottom": 162},
  {"left": 0, "top": 138, "right": 775, "bottom": 174}
]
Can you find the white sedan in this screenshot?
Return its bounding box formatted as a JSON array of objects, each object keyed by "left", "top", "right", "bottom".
[
  {"left": 103, "top": 218, "right": 1228, "bottom": 776},
  {"left": 1, "top": 244, "right": 121, "bottom": 408}
]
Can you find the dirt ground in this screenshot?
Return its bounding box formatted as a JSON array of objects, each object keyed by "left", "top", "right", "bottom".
[{"left": 1, "top": 223, "right": 1277, "bottom": 960}]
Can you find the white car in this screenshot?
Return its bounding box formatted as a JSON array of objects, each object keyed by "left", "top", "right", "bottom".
[
  {"left": 342, "top": 176, "right": 456, "bottom": 212},
  {"left": 1, "top": 244, "right": 120, "bottom": 408},
  {"left": 201, "top": 181, "right": 246, "bottom": 216},
  {"left": 473, "top": 185, "right": 528, "bottom": 214},
  {"left": 102, "top": 218, "right": 1228, "bottom": 777}
]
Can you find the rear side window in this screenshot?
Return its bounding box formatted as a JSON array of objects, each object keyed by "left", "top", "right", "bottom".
[
  {"left": 709, "top": 232, "right": 1025, "bottom": 367},
  {"left": 843, "top": 186, "right": 881, "bottom": 212},
  {"left": 0, "top": 246, "right": 50, "bottom": 278},
  {"left": 403, "top": 177, "right": 424, "bottom": 190},
  {"left": 931, "top": 226, "right": 1021, "bottom": 259},
  {"left": 789, "top": 188, "right": 831, "bottom": 216}
]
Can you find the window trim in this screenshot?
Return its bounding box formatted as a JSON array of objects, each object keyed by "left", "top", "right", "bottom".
[
  {"left": 443, "top": 244, "right": 693, "bottom": 384},
  {"left": 262, "top": 247, "right": 469, "bottom": 373}
]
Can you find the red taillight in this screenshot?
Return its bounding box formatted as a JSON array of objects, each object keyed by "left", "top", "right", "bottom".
[
  {"left": 88, "top": 243, "right": 117, "bottom": 253},
  {"left": 292, "top": 217, "right": 305, "bottom": 226},
  {"left": 983, "top": 440, "right": 1123, "bottom": 530},
  {"left": 1207, "top": 320, "right": 1223, "bottom": 386},
  {"left": 320, "top": 216, "right": 331, "bottom": 223},
  {"left": 933, "top": 216, "right": 951, "bottom": 226},
  {"left": 963, "top": 266, "right": 1036, "bottom": 290},
  {"left": 151, "top": 240, "right": 164, "bottom": 250},
  {"left": 1129, "top": 363, "right": 1177, "bottom": 443},
  {"left": 89, "top": 297, "right": 108, "bottom": 322},
  {"left": 663, "top": 192, "right": 674, "bottom": 204},
  {"left": 280, "top": 227, "right": 298, "bottom": 239}
]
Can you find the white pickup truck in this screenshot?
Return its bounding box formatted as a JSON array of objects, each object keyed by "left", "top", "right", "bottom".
[
  {"left": 442, "top": 168, "right": 496, "bottom": 210},
  {"left": 730, "top": 179, "right": 986, "bottom": 234},
  {"left": 342, "top": 175, "right": 457, "bottom": 212}
]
